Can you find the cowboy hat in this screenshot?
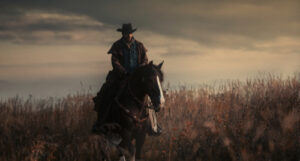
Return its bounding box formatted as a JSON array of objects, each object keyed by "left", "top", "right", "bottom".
[{"left": 117, "top": 23, "right": 137, "bottom": 34}]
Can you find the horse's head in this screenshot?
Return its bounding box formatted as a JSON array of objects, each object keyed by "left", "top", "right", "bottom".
[{"left": 134, "top": 61, "right": 165, "bottom": 111}]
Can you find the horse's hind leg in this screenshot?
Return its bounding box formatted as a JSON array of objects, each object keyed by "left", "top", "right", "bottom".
[{"left": 135, "top": 129, "right": 146, "bottom": 160}]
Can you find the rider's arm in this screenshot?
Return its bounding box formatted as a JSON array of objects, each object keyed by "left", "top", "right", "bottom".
[
  {"left": 108, "top": 42, "right": 127, "bottom": 75},
  {"left": 111, "top": 54, "right": 127, "bottom": 75}
]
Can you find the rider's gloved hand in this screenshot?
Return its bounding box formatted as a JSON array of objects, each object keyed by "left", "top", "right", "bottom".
[
  {"left": 121, "top": 71, "right": 128, "bottom": 78},
  {"left": 124, "top": 72, "right": 131, "bottom": 77}
]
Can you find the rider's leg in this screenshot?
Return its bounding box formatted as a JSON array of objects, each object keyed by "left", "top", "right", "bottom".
[
  {"left": 92, "top": 81, "right": 113, "bottom": 133},
  {"left": 93, "top": 82, "right": 109, "bottom": 111}
]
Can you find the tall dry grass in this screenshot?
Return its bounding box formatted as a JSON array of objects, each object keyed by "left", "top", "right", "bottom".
[{"left": 0, "top": 75, "right": 299, "bottom": 161}]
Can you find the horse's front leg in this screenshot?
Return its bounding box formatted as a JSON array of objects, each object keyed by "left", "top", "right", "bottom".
[
  {"left": 119, "top": 129, "right": 136, "bottom": 161},
  {"left": 130, "top": 145, "right": 136, "bottom": 161},
  {"left": 119, "top": 141, "right": 135, "bottom": 161}
]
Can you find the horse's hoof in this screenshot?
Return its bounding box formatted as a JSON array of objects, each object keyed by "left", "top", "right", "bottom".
[
  {"left": 108, "top": 133, "right": 122, "bottom": 146},
  {"left": 119, "top": 155, "right": 126, "bottom": 161}
]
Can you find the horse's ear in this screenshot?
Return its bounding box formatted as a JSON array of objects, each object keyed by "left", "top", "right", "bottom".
[
  {"left": 149, "top": 61, "right": 153, "bottom": 65},
  {"left": 158, "top": 60, "right": 164, "bottom": 69}
]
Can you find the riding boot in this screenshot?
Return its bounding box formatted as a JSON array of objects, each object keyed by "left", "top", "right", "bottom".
[{"left": 93, "top": 82, "right": 109, "bottom": 111}]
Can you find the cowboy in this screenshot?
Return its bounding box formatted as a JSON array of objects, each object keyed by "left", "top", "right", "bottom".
[{"left": 93, "top": 23, "right": 161, "bottom": 135}]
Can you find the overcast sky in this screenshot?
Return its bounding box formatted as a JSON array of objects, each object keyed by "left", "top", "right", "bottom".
[{"left": 0, "top": 0, "right": 299, "bottom": 98}]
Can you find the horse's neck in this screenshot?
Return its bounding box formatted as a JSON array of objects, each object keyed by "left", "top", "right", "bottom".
[
  {"left": 130, "top": 78, "right": 146, "bottom": 100},
  {"left": 119, "top": 77, "right": 146, "bottom": 107}
]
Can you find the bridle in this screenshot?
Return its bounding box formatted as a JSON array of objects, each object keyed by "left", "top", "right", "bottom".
[{"left": 114, "top": 77, "right": 148, "bottom": 126}]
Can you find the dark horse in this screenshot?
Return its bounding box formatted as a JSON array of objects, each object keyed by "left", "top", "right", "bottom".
[{"left": 98, "top": 61, "right": 165, "bottom": 161}]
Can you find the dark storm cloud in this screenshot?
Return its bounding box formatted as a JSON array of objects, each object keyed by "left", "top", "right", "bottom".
[
  {"left": 0, "top": 7, "right": 113, "bottom": 44},
  {"left": 0, "top": 0, "right": 300, "bottom": 49}
]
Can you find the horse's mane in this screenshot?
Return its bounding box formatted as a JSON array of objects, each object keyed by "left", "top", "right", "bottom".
[{"left": 134, "top": 62, "right": 164, "bottom": 82}]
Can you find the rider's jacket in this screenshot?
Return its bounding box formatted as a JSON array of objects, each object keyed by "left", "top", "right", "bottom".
[{"left": 107, "top": 37, "right": 148, "bottom": 82}]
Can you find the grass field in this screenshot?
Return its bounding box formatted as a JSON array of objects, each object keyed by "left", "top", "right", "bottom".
[{"left": 0, "top": 75, "right": 299, "bottom": 161}]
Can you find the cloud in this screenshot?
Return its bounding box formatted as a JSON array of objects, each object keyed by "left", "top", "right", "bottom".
[
  {"left": 0, "top": 0, "right": 299, "bottom": 52},
  {"left": 0, "top": 60, "right": 109, "bottom": 81},
  {"left": 0, "top": 10, "right": 116, "bottom": 45},
  {"left": 0, "top": 43, "right": 112, "bottom": 81},
  {"left": 0, "top": 11, "right": 106, "bottom": 32}
]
